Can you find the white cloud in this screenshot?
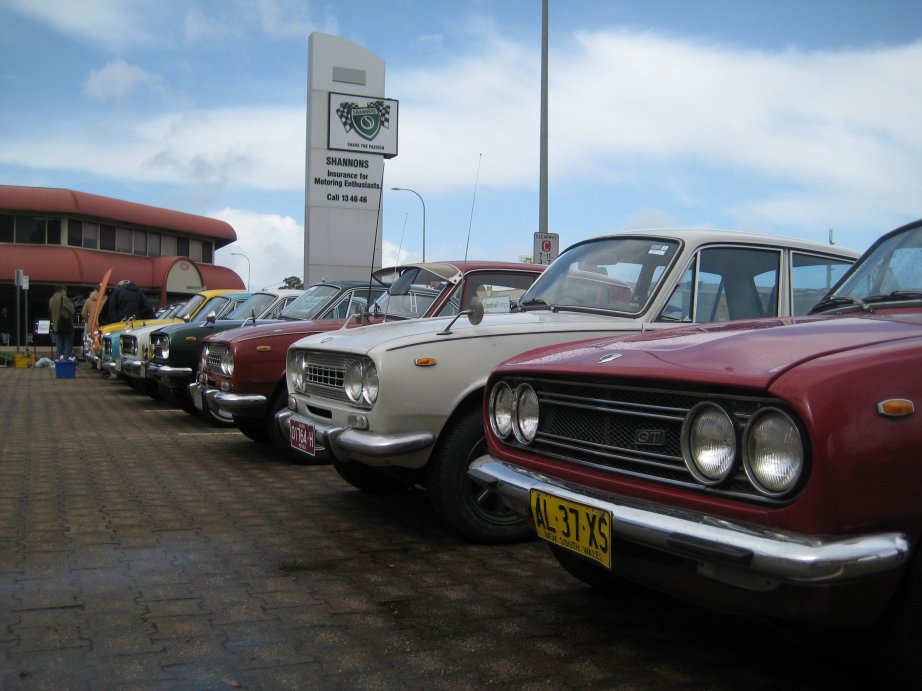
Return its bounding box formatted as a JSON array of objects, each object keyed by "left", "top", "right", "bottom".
[
  {"left": 82, "top": 58, "right": 163, "bottom": 102},
  {"left": 1, "top": 24, "right": 919, "bottom": 240},
  {"left": 211, "top": 209, "right": 424, "bottom": 294},
  {"left": 4, "top": 0, "right": 162, "bottom": 51},
  {"left": 212, "top": 208, "right": 304, "bottom": 291}
]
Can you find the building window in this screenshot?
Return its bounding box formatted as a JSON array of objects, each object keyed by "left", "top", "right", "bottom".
[
  {"left": 133, "top": 229, "right": 147, "bottom": 256},
  {"left": 177, "top": 237, "right": 189, "bottom": 257},
  {"left": 0, "top": 215, "right": 13, "bottom": 243},
  {"left": 100, "top": 224, "right": 116, "bottom": 251},
  {"left": 162, "top": 234, "right": 177, "bottom": 256},
  {"left": 82, "top": 222, "right": 99, "bottom": 249},
  {"left": 189, "top": 238, "right": 203, "bottom": 261},
  {"left": 116, "top": 227, "right": 132, "bottom": 253},
  {"left": 148, "top": 232, "right": 161, "bottom": 256},
  {"left": 202, "top": 241, "right": 213, "bottom": 263},
  {"left": 68, "top": 219, "right": 82, "bottom": 246},
  {"left": 15, "top": 216, "right": 44, "bottom": 244},
  {"left": 47, "top": 218, "right": 61, "bottom": 245}
]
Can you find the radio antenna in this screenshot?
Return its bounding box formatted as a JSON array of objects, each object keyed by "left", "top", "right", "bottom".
[
  {"left": 396, "top": 212, "right": 408, "bottom": 266},
  {"left": 464, "top": 153, "right": 483, "bottom": 262},
  {"left": 364, "top": 169, "right": 386, "bottom": 318}
]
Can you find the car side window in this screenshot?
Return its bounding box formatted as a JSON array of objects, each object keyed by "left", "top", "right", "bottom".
[
  {"left": 660, "top": 247, "right": 781, "bottom": 322},
  {"left": 328, "top": 288, "right": 386, "bottom": 319},
  {"left": 436, "top": 272, "right": 540, "bottom": 317},
  {"left": 791, "top": 253, "right": 854, "bottom": 315}
]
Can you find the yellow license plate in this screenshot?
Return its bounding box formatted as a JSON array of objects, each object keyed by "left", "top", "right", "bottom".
[{"left": 530, "top": 490, "right": 612, "bottom": 569}]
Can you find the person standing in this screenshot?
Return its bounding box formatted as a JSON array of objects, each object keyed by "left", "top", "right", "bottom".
[
  {"left": 107, "top": 280, "right": 155, "bottom": 322},
  {"left": 81, "top": 287, "right": 106, "bottom": 325},
  {"left": 49, "top": 285, "right": 75, "bottom": 360}
]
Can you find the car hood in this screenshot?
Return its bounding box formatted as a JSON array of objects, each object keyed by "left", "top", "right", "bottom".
[
  {"left": 206, "top": 318, "right": 354, "bottom": 345},
  {"left": 290, "top": 309, "right": 641, "bottom": 355},
  {"left": 498, "top": 312, "right": 922, "bottom": 389}
]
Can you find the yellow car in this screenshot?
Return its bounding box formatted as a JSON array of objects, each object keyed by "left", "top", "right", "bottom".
[{"left": 85, "top": 289, "right": 245, "bottom": 371}]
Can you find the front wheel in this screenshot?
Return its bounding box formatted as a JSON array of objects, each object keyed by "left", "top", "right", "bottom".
[
  {"left": 334, "top": 462, "right": 407, "bottom": 494},
  {"left": 426, "top": 406, "right": 531, "bottom": 544},
  {"left": 235, "top": 415, "right": 271, "bottom": 443}
]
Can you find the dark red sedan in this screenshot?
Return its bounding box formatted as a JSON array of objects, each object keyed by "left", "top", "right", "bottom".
[{"left": 471, "top": 219, "right": 922, "bottom": 683}]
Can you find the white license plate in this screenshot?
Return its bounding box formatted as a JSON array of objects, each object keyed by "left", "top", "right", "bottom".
[{"left": 290, "top": 418, "right": 315, "bottom": 456}]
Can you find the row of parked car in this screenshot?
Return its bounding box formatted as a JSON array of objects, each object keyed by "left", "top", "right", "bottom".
[{"left": 87, "top": 221, "right": 922, "bottom": 682}]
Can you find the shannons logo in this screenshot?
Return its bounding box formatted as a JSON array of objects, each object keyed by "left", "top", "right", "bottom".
[{"left": 335, "top": 100, "right": 391, "bottom": 141}]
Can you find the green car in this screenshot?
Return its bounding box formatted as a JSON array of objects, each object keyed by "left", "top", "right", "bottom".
[{"left": 147, "top": 289, "right": 303, "bottom": 420}]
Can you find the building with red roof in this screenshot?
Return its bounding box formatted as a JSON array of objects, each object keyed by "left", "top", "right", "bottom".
[{"left": 0, "top": 185, "right": 245, "bottom": 348}]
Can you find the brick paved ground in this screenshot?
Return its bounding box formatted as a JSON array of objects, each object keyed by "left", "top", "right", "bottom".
[{"left": 0, "top": 364, "right": 872, "bottom": 690}]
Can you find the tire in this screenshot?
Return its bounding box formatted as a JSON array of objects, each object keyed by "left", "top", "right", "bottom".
[
  {"left": 876, "top": 552, "right": 922, "bottom": 687},
  {"left": 548, "top": 544, "right": 622, "bottom": 592},
  {"left": 158, "top": 383, "right": 178, "bottom": 407},
  {"left": 334, "top": 462, "right": 406, "bottom": 494},
  {"left": 234, "top": 415, "right": 271, "bottom": 443},
  {"left": 426, "top": 406, "right": 531, "bottom": 544}
]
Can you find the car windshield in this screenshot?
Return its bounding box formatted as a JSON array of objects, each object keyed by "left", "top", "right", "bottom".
[
  {"left": 280, "top": 285, "right": 342, "bottom": 320},
  {"left": 371, "top": 267, "right": 448, "bottom": 318},
  {"left": 519, "top": 236, "right": 680, "bottom": 315},
  {"left": 174, "top": 294, "right": 206, "bottom": 319},
  {"left": 226, "top": 293, "right": 276, "bottom": 320},
  {"left": 815, "top": 223, "right": 922, "bottom": 311}
]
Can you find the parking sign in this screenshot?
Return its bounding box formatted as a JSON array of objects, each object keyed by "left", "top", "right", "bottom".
[{"left": 533, "top": 233, "right": 559, "bottom": 265}]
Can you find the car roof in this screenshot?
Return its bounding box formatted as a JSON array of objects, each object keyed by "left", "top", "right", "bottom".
[{"left": 568, "top": 228, "right": 860, "bottom": 258}]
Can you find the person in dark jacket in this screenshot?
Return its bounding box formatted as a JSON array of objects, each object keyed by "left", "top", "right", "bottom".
[{"left": 107, "top": 280, "right": 155, "bottom": 322}]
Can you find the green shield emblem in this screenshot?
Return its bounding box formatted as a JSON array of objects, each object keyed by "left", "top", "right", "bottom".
[{"left": 350, "top": 107, "right": 381, "bottom": 140}]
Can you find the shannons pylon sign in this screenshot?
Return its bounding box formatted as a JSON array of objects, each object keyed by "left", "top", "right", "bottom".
[{"left": 328, "top": 92, "right": 399, "bottom": 158}]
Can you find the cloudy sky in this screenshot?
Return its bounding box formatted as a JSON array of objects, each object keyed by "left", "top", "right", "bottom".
[{"left": 2, "top": 0, "right": 920, "bottom": 291}]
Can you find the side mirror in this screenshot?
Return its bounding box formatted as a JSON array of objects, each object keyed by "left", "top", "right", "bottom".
[
  {"left": 438, "top": 297, "right": 484, "bottom": 335},
  {"left": 205, "top": 311, "right": 217, "bottom": 324},
  {"left": 467, "top": 296, "right": 484, "bottom": 326}
]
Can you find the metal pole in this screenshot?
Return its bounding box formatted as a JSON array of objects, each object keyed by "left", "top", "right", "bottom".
[
  {"left": 231, "top": 252, "right": 251, "bottom": 291},
  {"left": 391, "top": 187, "right": 426, "bottom": 262},
  {"left": 539, "top": 0, "right": 549, "bottom": 234}
]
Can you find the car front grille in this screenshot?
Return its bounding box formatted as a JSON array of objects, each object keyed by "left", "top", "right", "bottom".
[
  {"left": 121, "top": 335, "right": 138, "bottom": 356},
  {"left": 296, "top": 351, "right": 353, "bottom": 404},
  {"left": 204, "top": 344, "right": 227, "bottom": 373},
  {"left": 498, "top": 376, "right": 792, "bottom": 505}
]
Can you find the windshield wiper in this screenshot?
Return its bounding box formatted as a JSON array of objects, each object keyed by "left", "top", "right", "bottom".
[
  {"left": 862, "top": 290, "right": 922, "bottom": 303},
  {"left": 811, "top": 295, "right": 873, "bottom": 314},
  {"left": 519, "top": 298, "right": 550, "bottom": 311}
]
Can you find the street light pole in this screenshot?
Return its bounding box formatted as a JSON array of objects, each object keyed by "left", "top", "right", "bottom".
[
  {"left": 391, "top": 187, "right": 426, "bottom": 262},
  {"left": 231, "top": 252, "right": 251, "bottom": 291}
]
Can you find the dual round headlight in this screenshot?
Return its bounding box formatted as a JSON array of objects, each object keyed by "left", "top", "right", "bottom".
[
  {"left": 489, "top": 382, "right": 540, "bottom": 444},
  {"left": 682, "top": 403, "right": 804, "bottom": 497},
  {"left": 344, "top": 359, "right": 378, "bottom": 406},
  {"left": 220, "top": 348, "right": 234, "bottom": 377}
]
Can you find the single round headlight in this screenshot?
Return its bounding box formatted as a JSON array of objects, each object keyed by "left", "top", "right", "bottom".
[
  {"left": 683, "top": 403, "right": 737, "bottom": 484},
  {"left": 362, "top": 363, "right": 378, "bottom": 405},
  {"left": 489, "top": 382, "right": 514, "bottom": 439},
  {"left": 158, "top": 336, "right": 170, "bottom": 360},
  {"left": 745, "top": 409, "right": 804, "bottom": 496},
  {"left": 290, "top": 351, "right": 305, "bottom": 391},
  {"left": 344, "top": 360, "right": 364, "bottom": 403},
  {"left": 221, "top": 349, "right": 234, "bottom": 376},
  {"left": 513, "top": 384, "right": 540, "bottom": 444}
]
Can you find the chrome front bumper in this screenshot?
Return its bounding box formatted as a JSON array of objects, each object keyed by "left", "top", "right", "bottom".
[
  {"left": 206, "top": 389, "right": 267, "bottom": 417},
  {"left": 276, "top": 410, "right": 435, "bottom": 466},
  {"left": 468, "top": 456, "right": 910, "bottom": 586},
  {"left": 121, "top": 358, "right": 145, "bottom": 378},
  {"left": 148, "top": 363, "right": 193, "bottom": 382}
]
